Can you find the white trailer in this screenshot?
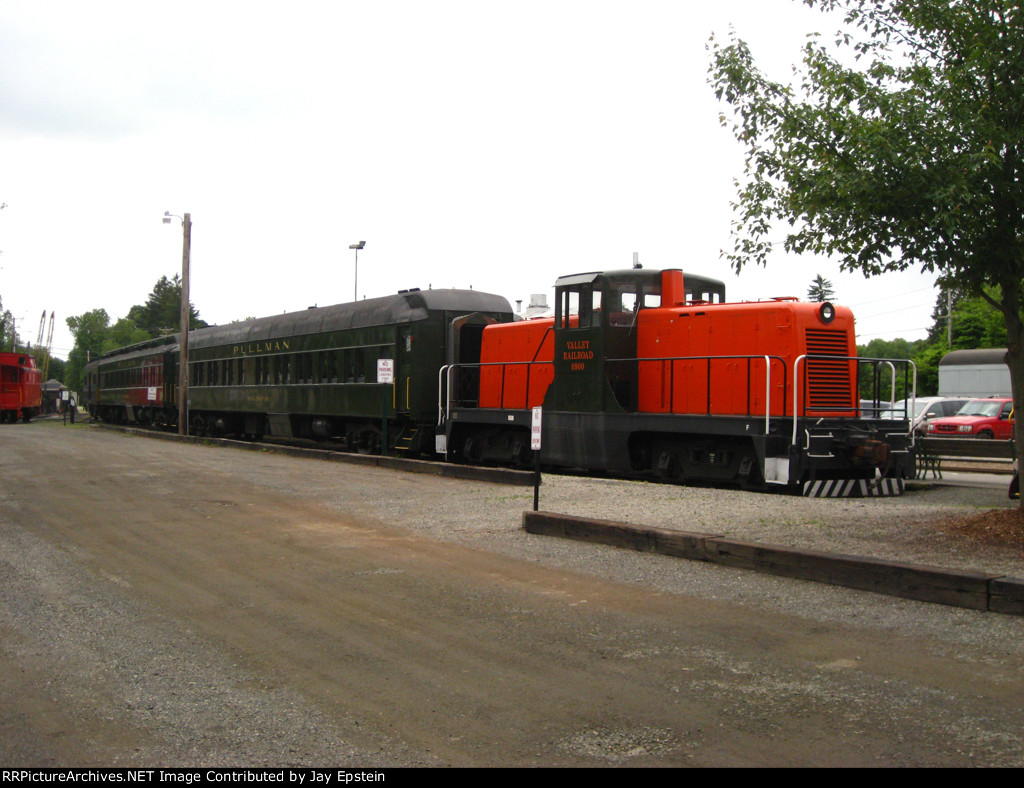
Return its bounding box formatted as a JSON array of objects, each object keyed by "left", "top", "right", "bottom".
[{"left": 938, "top": 348, "right": 1011, "bottom": 397}]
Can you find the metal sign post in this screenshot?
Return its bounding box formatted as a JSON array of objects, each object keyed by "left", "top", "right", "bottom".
[
  {"left": 377, "top": 359, "right": 394, "bottom": 456},
  {"left": 531, "top": 406, "right": 542, "bottom": 511}
]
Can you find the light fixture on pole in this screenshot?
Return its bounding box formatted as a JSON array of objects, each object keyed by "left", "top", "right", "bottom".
[
  {"left": 349, "top": 241, "right": 365, "bottom": 301},
  {"left": 163, "top": 210, "right": 191, "bottom": 436}
]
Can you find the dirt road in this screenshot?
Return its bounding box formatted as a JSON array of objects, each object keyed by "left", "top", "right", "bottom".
[{"left": 2, "top": 423, "right": 1023, "bottom": 767}]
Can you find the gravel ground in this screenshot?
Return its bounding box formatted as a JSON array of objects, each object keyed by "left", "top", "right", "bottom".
[
  {"left": 325, "top": 464, "right": 1024, "bottom": 579},
  {"left": 230, "top": 441, "right": 1024, "bottom": 708},
  {"left": 94, "top": 418, "right": 1024, "bottom": 584},
  {"left": 4, "top": 422, "right": 1024, "bottom": 767},
  {"left": 217, "top": 436, "right": 1024, "bottom": 620}
]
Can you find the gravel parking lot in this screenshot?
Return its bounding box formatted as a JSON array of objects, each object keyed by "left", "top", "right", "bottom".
[{"left": 2, "top": 422, "right": 1023, "bottom": 767}]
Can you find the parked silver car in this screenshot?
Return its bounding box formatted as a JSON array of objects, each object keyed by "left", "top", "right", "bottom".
[{"left": 884, "top": 396, "right": 970, "bottom": 433}]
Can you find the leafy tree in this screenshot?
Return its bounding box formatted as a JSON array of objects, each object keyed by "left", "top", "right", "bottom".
[
  {"left": 65, "top": 309, "right": 110, "bottom": 392},
  {"left": 47, "top": 355, "right": 66, "bottom": 383},
  {"left": 104, "top": 317, "right": 151, "bottom": 354},
  {"left": 710, "top": 0, "right": 1024, "bottom": 503},
  {"left": 0, "top": 294, "right": 24, "bottom": 351},
  {"left": 806, "top": 274, "right": 836, "bottom": 302},
  {"left": 63, "top": 275, "right": 207, "bottom": 391},
  {"left": 130, "top": 274, "right": 206, "bottom": 336},
  {"left": 0, "top": 295, "right": 11, "bottom": 350},
  {"left": 911, "top": 340, "right": 949, "bottom": 397},
  {"left": 857, "top": 336, "right": 928, "bottom": 399},
  {"left": 928, "top": 285, "right": 1008, "bottom": 349}
]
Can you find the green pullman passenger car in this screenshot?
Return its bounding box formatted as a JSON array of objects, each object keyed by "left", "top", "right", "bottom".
[{"left": 86, "top": 288, "right": 515, "bottom": 455}]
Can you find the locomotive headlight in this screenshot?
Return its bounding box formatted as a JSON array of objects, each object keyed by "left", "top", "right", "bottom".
[{"left": 818, "top": 302, "right": 836, "bottom": 324}]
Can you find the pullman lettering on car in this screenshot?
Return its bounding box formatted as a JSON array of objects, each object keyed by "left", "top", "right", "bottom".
[{"left": 233, "top": 340, "right": 291, "bottom": 356}]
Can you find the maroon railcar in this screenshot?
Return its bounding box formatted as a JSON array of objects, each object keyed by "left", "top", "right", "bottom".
[{"left": 0, "top": 351, "right": 42, "bottom": 423}]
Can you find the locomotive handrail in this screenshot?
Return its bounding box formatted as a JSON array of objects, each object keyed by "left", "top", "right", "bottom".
[
  {"left": 441, "top": 360, "right": 552, "bottom": 421},
  {"left": 445, "top": 354, "right": 790, "bottom": 431},
  {"left": 438, "top": 364, "right": 450, "bottom": 427},
  {"left": 793, "top": 355, "right": 917, "bottom": 447},
  {"left": 443, "top": 354, "right": 916, "bottom": 447}
]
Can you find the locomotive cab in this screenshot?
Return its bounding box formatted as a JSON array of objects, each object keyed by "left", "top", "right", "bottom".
[{"left": 546, "top": 269, "right": 724, "bottom": 414}]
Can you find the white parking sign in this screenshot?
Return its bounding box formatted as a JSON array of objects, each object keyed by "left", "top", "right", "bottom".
[{"left": 376, "top": 358, "right": 394, "bottom": 384}]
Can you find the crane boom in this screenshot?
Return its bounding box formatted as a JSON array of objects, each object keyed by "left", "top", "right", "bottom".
[
  {"left": 42, "top": 312, "right": 55, "bottom": 380},
  {"left": 35, "top": 311, "right": 46, "bottom": 354}
]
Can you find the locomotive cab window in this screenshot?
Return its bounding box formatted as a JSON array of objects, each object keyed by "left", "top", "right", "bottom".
[
  {"left": 556, "top": 285, "right": 602, "bottom": 329},
  {"left": 606, "top": 279, "right": 661, "bottom": 327},
  {"left": 683, "top": 274, "right": 726, "bottom": 304}
]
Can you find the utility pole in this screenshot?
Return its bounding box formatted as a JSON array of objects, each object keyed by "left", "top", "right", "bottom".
[
  {"left": 947, "top": 290, "right": 952, "bottom": 347},
  {"left": 164, "top": 211, "right": 191, "bottom": 435},
  {"left": 179, "top": 213, "right": 191, "bottom": 436}
]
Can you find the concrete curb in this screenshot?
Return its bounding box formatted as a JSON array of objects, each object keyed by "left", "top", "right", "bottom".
[
  {"left": 95, "top": 424, "right": 535, "bottom": 486},
  {"left": 523, "top": 511, "right": 1024, "bottom": 616}
]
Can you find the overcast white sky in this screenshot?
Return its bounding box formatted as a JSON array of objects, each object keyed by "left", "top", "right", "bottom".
[{"left": 0, "top": 0, "right": 940, "bottom": 360}]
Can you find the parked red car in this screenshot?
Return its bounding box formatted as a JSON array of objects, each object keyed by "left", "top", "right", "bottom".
[{"left": 925, "top": 397, "right": 1014, "bottom": 439}]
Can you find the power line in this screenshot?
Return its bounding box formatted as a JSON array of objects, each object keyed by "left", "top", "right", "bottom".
[
  {"left": 854, "top": 300, "right": 936, "bottom": 320},
  {"left": 856, "top": 325, "right": 932, "bottom": 340},
  {"left": 846, "top": 285, "right": 937, "bottom": 309}
]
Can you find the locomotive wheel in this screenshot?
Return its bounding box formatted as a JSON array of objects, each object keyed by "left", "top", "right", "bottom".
[
  {"left": 353, "top": 427, "right": 381, "bottom": 455},
  {"left": 654, "top": 449, "right": 682, "bottom": 480},
  {"left": 462, "top": 436, "right": 482, "bottom": 464},
  {"left": 510, "top": 438, "right": 530, "bottom": 469},
  {"left": 190, "top": 414, "right": 208, "bottom": 437}
]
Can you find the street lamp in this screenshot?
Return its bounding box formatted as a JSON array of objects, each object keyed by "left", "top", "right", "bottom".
[
  {"left": 349, "top": 241, "right": 365, "bottom": 301},
  {"left": 163, "top": 211, "right": 191, "bottom": 436}
]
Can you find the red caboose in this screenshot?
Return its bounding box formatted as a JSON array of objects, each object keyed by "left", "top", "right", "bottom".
[{"left": 0, "top": 352, "right": 43, "bottom": 423}]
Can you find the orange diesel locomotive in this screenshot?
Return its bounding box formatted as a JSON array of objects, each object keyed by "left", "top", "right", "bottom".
[{"left": 441, "top": 267, "right": 912, "bottom": 496}]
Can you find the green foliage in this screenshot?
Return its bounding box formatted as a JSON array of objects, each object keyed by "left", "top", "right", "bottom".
[
  {"left": 128, "top": 274, "right": 206, "bottom": 336},
  {"left": 859, "top": 337, "right": 920, "bottom": 361},
  {"left": 63, "top": 275, "right": 209, "bottom": 391},
  {"left": 65, "top": 309, "right": 111, "bottom": 392},
  {"left": 857, "top": 336, "right": 929, "bottom": 399},
  {"left": 0, "top": 293, "right": 23, "bottom": 351},
  {"left": 0, "top": 295, "right": 11, "bottom": 350},
  {"left": 710, "top": 1, "right": 1024, "bottom": 291},
  {"left": 46, "top": 356, "right": 67, "bottom": 383},
  {"left": 806, "top": 274, "right": 836, "bottom": 302},
  {"left": 103, "top": 317, "right": 152, "bottom": 354},
  {"left": 711, "top": 0, "right": 1024, "bottom": 503},
  {"left": 911, "top": 340, "right": 949, "bottom": 397}
]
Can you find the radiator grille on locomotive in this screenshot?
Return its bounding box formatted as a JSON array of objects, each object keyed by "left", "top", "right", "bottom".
[{"left": 804, "top": 329, "right": 853, "bottom": 411}]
